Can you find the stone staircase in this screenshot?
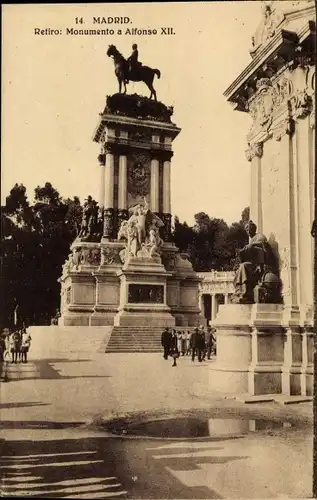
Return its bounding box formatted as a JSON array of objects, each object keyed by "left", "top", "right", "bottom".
[
  {"left": 105, "top": 326, "right": 163, "bottom": 353},
  {"left": 105, "top": 326, "right": 199, "bottom": 353},
  {"left": 27, "top": 326, "right": 112, "bottom": 356},
  {"left": 1, "top": 361, "right": 41, "bottom": 381}
]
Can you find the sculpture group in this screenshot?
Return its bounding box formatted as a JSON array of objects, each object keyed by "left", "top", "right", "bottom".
[
  {"left": 118, "top": 199, "right": 164, "bottom": 262},
  {"left": 232, "top": 221, "right": 282, "bottom": 304},
  {"left": 78, "top": 195, "right": 102, "bottom": 241}
]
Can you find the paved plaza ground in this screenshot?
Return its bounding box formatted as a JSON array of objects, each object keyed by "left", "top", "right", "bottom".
[{"left": 0, "top": 329, "right": 313, "bottom": 499}]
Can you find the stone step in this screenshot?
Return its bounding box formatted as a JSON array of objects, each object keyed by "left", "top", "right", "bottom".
[{"left": 106, "top": 348, "right": 161, "bottom": 353}]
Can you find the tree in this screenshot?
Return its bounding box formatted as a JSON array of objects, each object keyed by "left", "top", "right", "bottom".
[{"left": 1, "top": 182, "right": 84, "bottom": 329}]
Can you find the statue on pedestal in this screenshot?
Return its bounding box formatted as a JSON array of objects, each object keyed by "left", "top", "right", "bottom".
[
  {"left": 107, "top": 44, "right": 161, "bottom": 101},
  {"left": 78, "top": 196, "right": 101, "bottom": 242},
  {"left": 232, "top": 221, "right": 281, "bottom": 304},
  {"left": 117, "top": 199, "right": 164, "bottom": 262}
]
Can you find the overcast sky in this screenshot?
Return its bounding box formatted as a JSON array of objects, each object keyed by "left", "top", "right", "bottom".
[{"left": 2, "top": 1, "right": 264, "bottom": 225}]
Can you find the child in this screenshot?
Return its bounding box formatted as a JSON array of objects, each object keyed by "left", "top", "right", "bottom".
[{"left": 21, "top": 330, "right": 32, "bottom": 364}]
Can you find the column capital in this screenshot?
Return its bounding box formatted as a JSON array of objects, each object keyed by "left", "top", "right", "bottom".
[
  {"left": 104, "top": 142, "right": 129, "bottom": 156},
  {"left": 150, "top": 149, "right": 173, "bottom": 162},
  {"left": 98, "top": 153, "right": 106, "bottom": 166},
  {"left": 272, "top": 118, "right": 295, "bottom": 141},
  {"left": 245, "top": 142, "right": 263, "bottom": 162}
]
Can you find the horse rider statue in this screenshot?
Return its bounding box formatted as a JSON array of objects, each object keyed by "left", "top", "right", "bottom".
[{"left": 107, "top": 44, "right": 161, "bottom": 100}]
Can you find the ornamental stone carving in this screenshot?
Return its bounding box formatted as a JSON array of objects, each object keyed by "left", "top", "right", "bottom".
[
  {"left": 245, "top": 142, "right": 263, "bottom": 162},
  {"left": 162, "top": 252, "right": 177, "bottom": 271},
  {"left": 127, "top": 153, "right": 151, "bottom": 198},
  {"left": 87, "top": 248, "right": 101, "bottom": 266},
  {"left": 250, "top": 2, "right": 284, "bottom": 56},
  {"left": 101, "top": 246, "right": 122, "bottom": 265},
  {"left": 272, "top": 119, "right": 294, "bottom": 141},
  {"left": 291, "top": 89, "right": 313, "bottom": 119},
  {"left": 103, "top": 208, "right": 115, "bottom": 239}
]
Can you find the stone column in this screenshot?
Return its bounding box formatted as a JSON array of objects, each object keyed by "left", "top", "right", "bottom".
[
  {"left": 150, "top": 158, "right": 159, "bottom": 212},
  {"left": 97, "top": 153, "right": 106, "bottom": 208},
  {"left": 293, "top": 107, "right": 314, "bottom": 308},
  {"left": 211, "top": 294, "right": 217, "bottom": 322},
  {"left": 224, "top": 294, "right": 230, "bottom": 305},
  {"left": 103, "top": 149, "right": 115, "bottom": 239},
  {"left": 163, "top": 159, "right": 171, "bottom": 214},
  {"left": 245, "top": 142, "right": 263, "bottom": 232},
  {"left": 280, "top": 120, "right": 299, "bottom": 307},
  {"left": 200, "top": 294, "right": 205, "bottom": 318},
  {"left": 118, "top": 155, "right": 127, "bottom": 210}
]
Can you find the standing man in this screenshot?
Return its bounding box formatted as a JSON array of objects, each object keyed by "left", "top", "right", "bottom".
[
  {"left": 161, "top": 327, "right": 171, "bottom": 360},
  {"left": 191, "top": 328, "right": 200, "bottom": 362},
  {"left": 200, "top": 325, "right": 207, "bottom": 360},
  {"left": 207, "top": 326, "right": 216, "bottom": 359}
]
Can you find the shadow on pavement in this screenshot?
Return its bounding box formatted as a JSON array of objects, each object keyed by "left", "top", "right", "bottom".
[
  {"left": 0, "top": 434, "right": 248, "bottom": 498},
  {"left": 5, "top": 359, "right": 112, "bottom": 381},
  {"left": 0, "top": 421, "right": 85, "bottom": 430},
  {"left": 0, "top": 402, "right": 50, "bottom": 410}
]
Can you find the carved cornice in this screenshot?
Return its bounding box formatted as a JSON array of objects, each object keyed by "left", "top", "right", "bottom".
[
  {"left": 102, "top": 142, "right": 174, "bottom": 162},
  {"left": 224, "top": 18, "right": 315, "bottom": 112},
  {"left": 245, "top": 142, "right": 263, "bottom": 161}
]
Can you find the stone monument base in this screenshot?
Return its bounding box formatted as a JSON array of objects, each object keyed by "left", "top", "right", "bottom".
[
  {"left": 58, "top": 241, "right": 201, "bottom": 334},
  {"left": 114, "top": 257, "right": 175, "bottom": 327},
  {"left": 209, "top": 303, "right": 313, "bottom": 396}
]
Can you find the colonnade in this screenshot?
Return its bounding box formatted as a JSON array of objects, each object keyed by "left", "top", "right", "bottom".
[
  {"left": 97, "top": 132, "right": 172, "bottom": 221},
  {"left": 199, "top": 292, "right": 233, "bottom": 323}
]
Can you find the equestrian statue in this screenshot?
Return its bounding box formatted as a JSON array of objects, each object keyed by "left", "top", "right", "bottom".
[{"left": 107, "top": 44, "right": 161, "bottom": 100}]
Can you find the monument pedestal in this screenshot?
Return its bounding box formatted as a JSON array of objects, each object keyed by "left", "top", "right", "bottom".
[
  {"left": 114, "top": 257, "right": 175, "bottom": 327},
  {"left": 210, "top": 304, "right": 285, "bottom": 395},
  {"left": 210, "top": 303, "right": 313, "bottom": 396}
]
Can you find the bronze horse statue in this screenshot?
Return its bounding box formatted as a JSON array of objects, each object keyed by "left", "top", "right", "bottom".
[{"left": 107, "top": 45, "right": 161, "bottom": 101}]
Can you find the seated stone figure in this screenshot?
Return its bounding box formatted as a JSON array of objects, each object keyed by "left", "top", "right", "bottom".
[{"left": 232, "top": 221, "right": 281, "bottom": 304}]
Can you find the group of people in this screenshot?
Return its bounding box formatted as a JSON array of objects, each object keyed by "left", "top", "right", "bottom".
[
  {"left": 161, "top": 326, "right": 216, "bottom": 367},
  {"left": 0, "top": 326, "right": 32, "bottom": 366}
]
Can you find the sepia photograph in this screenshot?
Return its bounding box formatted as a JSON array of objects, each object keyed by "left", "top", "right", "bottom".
[{"left": 1, "top": 1, "right": 315, "bottom": 498}]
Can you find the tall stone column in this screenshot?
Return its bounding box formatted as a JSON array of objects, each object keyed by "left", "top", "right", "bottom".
[
  {"left": 118, "top": 155, "right": 127, "bottom": 210},
  {"left": 280, "top": 121, "right": 299, "bottom": 307},
  {"left": 150, "top": 158, "right": 159, "bottom": 212},
  {"left": 117, "top": 153, "right": 128, "bottom": 231},
  {"left": 245, "top": 142, "right": 263, "bottom": 232},
  {"left": 163, "top": 159, "right": 171, "bottom": 214},
  {"left": 103, "top": 148, "right": 115, "bottom": 239},
  {"left": 293, "top": 107, "right": 314, "bottom": 308},
  {"left": 97, "top": 153, "right": 106, "bottom": 208},
  {"left": 211, "top": 294, "right": 217, "bottom": 322}
]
